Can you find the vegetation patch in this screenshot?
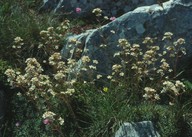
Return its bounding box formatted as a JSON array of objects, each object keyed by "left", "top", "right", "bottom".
[{"left": 1, "top": 1, "right": 192, "bottom": 137}]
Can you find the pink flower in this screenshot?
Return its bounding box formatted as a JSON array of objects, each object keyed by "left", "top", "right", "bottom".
[
  {"left": 43, "top": 119, "right": 51, "bottom": 125},
  {"left": 76, "top": 8, "right": 81, "bottom": 13},
  {"left": 110, "top": 16, "right": 116, "bottom": 21}
]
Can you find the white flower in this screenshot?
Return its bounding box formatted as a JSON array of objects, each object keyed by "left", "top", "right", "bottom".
[
  {"left": 144, "top": 87, "right": 156, "bottom": 93},
  {"left": 175, "top": 80, "right": 185, "bottom": 88},
  {"left": 55, "top": 45, "right": 59, "bottom": 49},
  {"left": 17, "top": 92, "right": 22, "bottom": 96},
  {"left": 42, "top": 111, "right": 56, "bottom": 120},
  {"left": 48, "top": 89, "right": 57, "bottom": 97},
  {"left": 81, "top": 68, "right": 87, "bottom": 71},
  {"left": 112, "top": 64, "right": 122, "bottom": 72},
  {"left": 89, "top": 65, "right": 96, "bottom": 70},
  {"left": 104, "top": 16, "right": 109, "bottom": 20},
  {"left": 119, "top": 72, "right": 124, "bottom": 77},
  {"left": 92, "top": 8, "right": 102, "bottom": 16},
  {"left": 96, "top": 74, "right": 102, "bottom": 79},
  {"left": 47, "top": 27, "right": 54, "bottom": 32},
  {"left": 143, "top": 87, "right": 159, "bottom": 100},
  {"left": 58, "top": 117, "right": 64, "bottom": 125},
  {"left": 5, "top": 69, "right": 16, "bottom": 78},
  {"left": 29, "top": 85, "right": 36, "bottom": 91},
  {"left": 118, "top": 39, "right": 129, "bottom": 47},
  {"left": 12, "top": 45, "right": 16, "bottom": 48},
  {"left": 16, "top": 75, "right": 26, "bottom": 84},
  {"left": 38, "top": 44, "right": 43, "bottom": 48},
  {"left": 54, "top": 71, "right": 65, "bottom": 80},
  {"left": 81, "top": 56, "right": 90, "bottom": 63},
  {"left": 100, "top": 44, "right": 107, "bottom": 48},
  {"left": 93, "top": 60, "right": 99, "bottom": 64},
  {"left": 110, "top": 30, "right": 115, "bottom": 34},
  {"left": 107, "top": 75, "right": 112, "bottom": 79},
  {"left": 49, "top": 53, "right": 62, "bottom": 66},
  {"left": 62, "top": 88, "right": 75, "bottom": 96},
  {"left": 14, "top": 37, "right": 23, "bottom": 43},
  {"left": 162, "top": 32, "right": 173, "bottom": 40},
  {"left": 113, "top": 52, "right": 120, "bottom": 57},
  {"left": 169, "top": 102, "right": 174, "bottom": 106},
  {"left": 69, "top": 38, "right": 77, "bottom": 44},
  {"left": 154, "top": 94, "right": 160, "bottom": 100}
]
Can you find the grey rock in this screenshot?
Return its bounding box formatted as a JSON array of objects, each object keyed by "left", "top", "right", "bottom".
[
  {"left": 132, "top": 0, "right": 139, "bottom": 4},
  {"left": 40, "top": 0, "right": 161, "bottom": 17},
  {"left": 115, "top": 121, "right": 160, "bottom": 137},
  {"left": 40, "top": 0, "right": 60, "bottom": 11},
  {"left": 61, "top": 0, "right": 192, "bottom": 80},
  {"left": 145, "top": 0, "right": 156, "bottom": 5}
]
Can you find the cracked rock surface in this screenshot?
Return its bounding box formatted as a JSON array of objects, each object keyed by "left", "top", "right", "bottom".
[{"left": 40, "top": 0, "right": 158, "bottom": 17}]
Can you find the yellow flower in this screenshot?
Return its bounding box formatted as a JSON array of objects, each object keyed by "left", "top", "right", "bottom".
[{"left": 103, "top": 87, "right": 108, "bottom": 92}]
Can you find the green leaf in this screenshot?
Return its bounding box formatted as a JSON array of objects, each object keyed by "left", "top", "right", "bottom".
[{"left": 184, "top": 80, "right": 192, "bottom": 90}]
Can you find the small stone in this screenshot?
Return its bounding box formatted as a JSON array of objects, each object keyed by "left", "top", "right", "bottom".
[{"left": 115, "top": 121, "right": 160, "bottom": 137}]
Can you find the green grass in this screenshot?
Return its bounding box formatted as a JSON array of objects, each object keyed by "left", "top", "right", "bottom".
[
  {"left": 0, "top": 0, "right": 60, "bottom": 64},
  {"left": 74, "top": 83, "right": 186, "bottom": 137}
]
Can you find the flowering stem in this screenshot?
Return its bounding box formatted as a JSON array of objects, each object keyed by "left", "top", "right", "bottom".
[
  {"left": 62, "top": 95, "right": 83, "bottom": 136},
  {"left": 52, "top": 124, "right": 65, "bottom": 137},
  {"left": 173, "top": 54, "right": 179, "bottom": 77}
]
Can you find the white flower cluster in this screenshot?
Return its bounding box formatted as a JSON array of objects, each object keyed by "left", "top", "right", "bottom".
[
  {"left": 112, "top": 64, "right": 122, "bottom": 77},
  {"left": 142, "top": 37, "right": 153, "bottom": 44},
  {"left": 143, "top": 87, "right": 160, "bottom": 101},
  {"left": 110, "top": 34, "right": 187, "bottom": 101},
  {"left": 42, "top": 111, "right": 64, "bottom": 125},
  {"left": 54, "top": 71, "right": 65, "bottom": 81},
  {"left": 81, "top": 56, "right": 90, "bottom": 63},
  {"left": 112, "top": 34, "right": 186, "bottom": 83},
  {"left": 162, "top": 32, "right": 186, "bottom": 57},
  {"left": 12, "top": 36, "right": 24, "bottom": 49},
  {"left": 42, "top": 111, "right": 56, "bottom": 120},
  {"left": 118, "top": 39, "right": 130, "bottom": 49},
  {"left": 58, "top": 117, "right": 64, "bottom": 125},
  {"left": 40, "top": 28, "right": 59, "bottom": 48},
  {"left": 130, "top": 44, "right": 142, "bottom": 58},
  {"left": 61, "top": 88, "right": 75, "bottom": 96},
  {"left": 48, "top": 53, "right": 72, "bottom": 82},
  {"left": 92, "top": 8, "right": 102, "bottom": 17},
  {"left": 49, "top": 52, "right": 62, "bottom": 66},
  {"left": 4, "top": 69, "right": 17, "bottom": 86},
  {"left": 25, "top": 58, "right": 43, "bottom": 75},
  {"left": 162, "top": 32, "right": 173, "bottom": 40},
  {"left": 56, "top": 20, "right": 70, "bottom": 32},
  {"left": 39, "top": 20, "right": 70, "bottom": 51},
  {"left": 143, "top": 46, "right": 159, "bottom": 65},
  {"left": 5, "top": 58, "right": 54, "bottom": 99},
  {"left": 161, "top": 80, "right": 185, "bottom": 96},
  {"left": 156, "top": 59, "right": 172, "bottom": 76}
]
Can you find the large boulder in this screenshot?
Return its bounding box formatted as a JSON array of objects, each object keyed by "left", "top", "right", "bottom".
[
  {"left": 39, "top": 0, "right": 160, "bottom": 18},
  {"left": 61, "top": 0, "right": 192, "bottom": 80},
  {"left": 115, "top": 121, "right": 160, "bottom": 137}
]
